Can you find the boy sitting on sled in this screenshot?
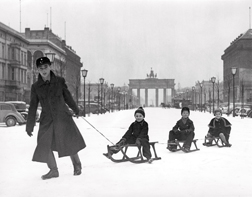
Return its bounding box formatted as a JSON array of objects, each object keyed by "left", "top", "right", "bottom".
[
  {"left": 204, "top": 109, "right": 232, "bottom": 147},
  {"left": 167, "top": 107, "right": 195, "bottom": 152},
  {"left": 104, "top": 107, "right": 153, "bottom": 163}
]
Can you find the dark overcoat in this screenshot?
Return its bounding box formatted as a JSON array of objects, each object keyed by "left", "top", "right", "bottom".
[
  {"left": 26, "top": 71, "right": 86, "bottom": 163},
  {"left": 122, "top": 120, "right": 149, "bottom": 144}
]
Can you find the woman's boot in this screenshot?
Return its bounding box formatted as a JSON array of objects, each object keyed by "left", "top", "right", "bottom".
[{"left": 70, "top": 154, "right": 82, "bottom": 176}]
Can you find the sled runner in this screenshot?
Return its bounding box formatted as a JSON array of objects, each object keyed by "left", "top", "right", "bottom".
[
  {"left": 103, "top": 142, "right": 161, "bottom": 164},
  {"left": 202, "top": 136, "right": 232, "bottom": 148},
  {"left": 167, "top": 139, "right": 200, "bottom": 153}
]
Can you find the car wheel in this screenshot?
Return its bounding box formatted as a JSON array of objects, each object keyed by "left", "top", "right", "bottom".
[{"left": 5, "top": 116, "right": 17, "bottom": 127}]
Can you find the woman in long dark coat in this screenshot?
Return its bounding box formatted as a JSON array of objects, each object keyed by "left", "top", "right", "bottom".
[{"left": 26, "top": 57, "right": 86, "bottom": 180}]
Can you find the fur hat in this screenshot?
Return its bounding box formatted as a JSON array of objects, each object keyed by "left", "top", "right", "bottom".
[
  {"left": 36, "top": 57, "right": 51, "bottom": 67},
  {"left": 181, "top": 107, "right": 190, "bottom": 114},
  {"left": 135, "top": 107, "right": 145, "bottom": 117}
]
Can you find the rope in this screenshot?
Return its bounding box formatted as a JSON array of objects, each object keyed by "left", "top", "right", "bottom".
[{"left": 80, "top": 116, "right": 115, "bottom": 145}]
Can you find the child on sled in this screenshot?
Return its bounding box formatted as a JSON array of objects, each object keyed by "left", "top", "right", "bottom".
[
  {"left": 104, "top": 107, "right": 153, "bottom": 163},
  {"left": 167, "top": 107, "right": 195, "bottom": 152},
  {"left": 204, "top": 109, "right": 232, "bottom": 147}
]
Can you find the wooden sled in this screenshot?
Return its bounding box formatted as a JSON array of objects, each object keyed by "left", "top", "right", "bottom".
[
  {"left": 203, "top": 136, "right": 231, "bottom": 148},
  {"left": 103, "top": 141, "right": 161, "bottom": 164},
  {"left": 167, "top": 139, "right": 200, "bottom": 153}
]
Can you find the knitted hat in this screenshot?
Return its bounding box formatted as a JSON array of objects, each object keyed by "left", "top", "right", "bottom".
[
  {"left": 36, "top": 57, "right": 51, "bottom": 67},
  {"left": 135, "top": 107, "right": 145, "bottom": 117},
  {"left": 214, "top": 109, "right": 222, "bottom": 115},
  {"left": 181, "top": 107, "right": 190, "bottom": 114}
]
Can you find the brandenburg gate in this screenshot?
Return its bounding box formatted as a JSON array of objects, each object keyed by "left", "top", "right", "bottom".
[{"left": 128, "top": 69, "right": 175, "bottom": 107}]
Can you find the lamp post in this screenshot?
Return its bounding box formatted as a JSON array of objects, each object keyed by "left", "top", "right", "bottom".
[
  {"left": 200, "top": 83, "right": 203, "bottom": 112},
  {"left": 45, "top": 52, "right": 55, "bottom": 64},
  {"left": 192, "top": 86, "right": 195, "bottom": 111},
  {"left": 81, "top": 69, "right": 88, "bottom": 117},
  {"left": 117, "top": 87, "right": 121, "bottom": 111},
  {"left": 211, "top": 77, "right": 216, "bottom": 113},
  {"left": 99, "top": 78, "right": 104, "bottom": 112},
  {"left": 186, "top": 89, "right": 189, "bottom": 100},
  {"left": 217, "top": 80, "right": 220, "bottom": 109},
  {"left": 231, "top": 67, "right": 237, "bottom": 117},
  {"left": 110, "top": 83, "right": 114, "bottom": 112}
]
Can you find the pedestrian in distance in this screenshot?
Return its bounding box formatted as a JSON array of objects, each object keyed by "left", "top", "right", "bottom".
[
  {"left": 104, "top": 107, "right": 154, "bottom": 163},
  {"left": 204, "top": 109, "right": 232, "bottom": 147},
  {"left": 167, "top": 107, "right": 195, "bottom": 152},
  {"left": 26, "top": 56, "right": 86, "bottom": 180}
]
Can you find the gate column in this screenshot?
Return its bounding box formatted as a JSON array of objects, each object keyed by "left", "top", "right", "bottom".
[
  {"left": 163, "top": 88, "right": 167, "bottom": 104},
  {"left": 137, "top": 88, "right": 140, "bottom": 106},
  {"left": 145, "top": 89, "right": 148, "bottom": 107},
  {"left": 155, "top": 88, "right": 159, "bottom": 107}
]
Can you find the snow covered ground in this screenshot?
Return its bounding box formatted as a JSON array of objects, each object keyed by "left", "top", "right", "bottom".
[{"left": 0, "top": 108, "right": 252, "bottom": 197}]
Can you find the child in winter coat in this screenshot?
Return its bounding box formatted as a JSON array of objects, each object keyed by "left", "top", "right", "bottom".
[
  {"left": 104, "top": 107, "right": 153, "bottom": 163},
  {"left": 167, "top": 107, "right": 195, "bottom": 152},
  {"left": 204, "top": 109, "right": 232, "bottom": 147}
]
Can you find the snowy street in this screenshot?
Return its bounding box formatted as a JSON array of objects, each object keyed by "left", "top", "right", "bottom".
[{"left": 0, "top": 108, "right": 252, "bottom": 197}]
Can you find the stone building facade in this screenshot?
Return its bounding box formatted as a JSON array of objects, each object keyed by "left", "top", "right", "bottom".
[
  {"left": 0, "top": 22, "right": 29, "bottom": 101},
  {"left": 222, "top": 29, "right": 252, "bottom": 105},
  {"left": 0, "top": 22, "right": 82, "bottom": 103}
]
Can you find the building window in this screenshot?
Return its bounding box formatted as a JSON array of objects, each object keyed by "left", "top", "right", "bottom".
[
  {"left": 11, "top": 48, "right": 15, "bottom": 60},
  {"left": 2, "top": 45, "right": 4, "bottom": 58},
  {"left": 0, "top": 63, "right": 2, "bottom": 79},
  {"left": 24, "top": 52, "right": 27, "bottom": 66},
  {"left": 24, "top": 70, "right": 27, "bottom": 84},
  {"left": 7, "top": 45, "right": 10, "bottom": 60},
  {"left": 21, "top": 51, "right": 23, "bottom": 64},
  {"left": 9, "top": 67, "right": 15, "bottom": 80},
  {"left": 2, "top": 63, "right": 5, "bottom": 79}
]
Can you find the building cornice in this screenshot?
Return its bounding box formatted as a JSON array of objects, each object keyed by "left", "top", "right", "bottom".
[{"left": 26, "top": 39, "right": 66, "bottom": 55}]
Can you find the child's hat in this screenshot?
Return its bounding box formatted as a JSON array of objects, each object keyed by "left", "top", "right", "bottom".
[
  {"left": 214, "top": 109, "right": 222, "bottom": 115},
  {"left": 36, "top": 56, "right": 51, "bottom": 67},
  {"left": 181, "top": 107, "right": 190, "bottom": 114},
  {"left": 135, "top": 107, "right": 145, "bottom": 117}
]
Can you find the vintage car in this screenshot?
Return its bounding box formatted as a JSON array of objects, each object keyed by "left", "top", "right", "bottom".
[
  {"left": 5, "top": 101, "right": 28, "bottom": 120},
  {"left": 0, "top": 102, "right": 26, "bottom": 126}
]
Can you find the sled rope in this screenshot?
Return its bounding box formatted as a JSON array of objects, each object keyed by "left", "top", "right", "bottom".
[{"left": 80, "top": 116, "right": 115, "bottom": 145}]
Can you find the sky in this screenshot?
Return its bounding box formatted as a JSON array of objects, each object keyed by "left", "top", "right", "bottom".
[{"left": 1, "top": 0, "right": 252, "bottom": 88}]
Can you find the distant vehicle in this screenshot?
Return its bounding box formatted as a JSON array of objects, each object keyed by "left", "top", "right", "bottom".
[
  {"left": 5, "top": 101, "right": 28, "bottom": 120},
  {"left": 235, "top": 107, "right": 250, "bottom": 117},
  {"left": 86, "top": 103, "right": 107, "bottom": 114},
  {"left": 247, "top": 109, "right": 252, "bottom": 118},
  {"left": 0, "top": 102, "right": 26, "bottom": 126}
]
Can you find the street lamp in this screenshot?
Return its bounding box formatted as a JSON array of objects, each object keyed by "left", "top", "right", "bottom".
[
  {"left": 124, "top": 92, "right": 127, "bottom": 110},
  {"left": 45, "top": 52, "right": 55, "bottom": 63},
  {"left": 117, "top": 87, "right": 121, "bottom": 111},
  {"left": 217, "top": 80, "right": 220, "bottom": 109},
  {"left": 81, "top": 69, "right": 88, "bottom": 117},
  {"left": 231, "top": 67, "right": 237, "bottom": 117},
  {"left": 200, "top": 83, "right": 203, "bottom": 112},
  {"left": 110, "top": 83, "right": 114, "bottom": 112},
  {"left": 99, "top": 78, "right": 104, "bottom": 112},
  {"left": 211, "top": 77, "right": 216, "bottom": 113},
  {"left": 192, "top": 86, "right": 195, "bottom": 111},
  {"left": 186, "top": 89, "right": 189, "bottom": 100}
]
